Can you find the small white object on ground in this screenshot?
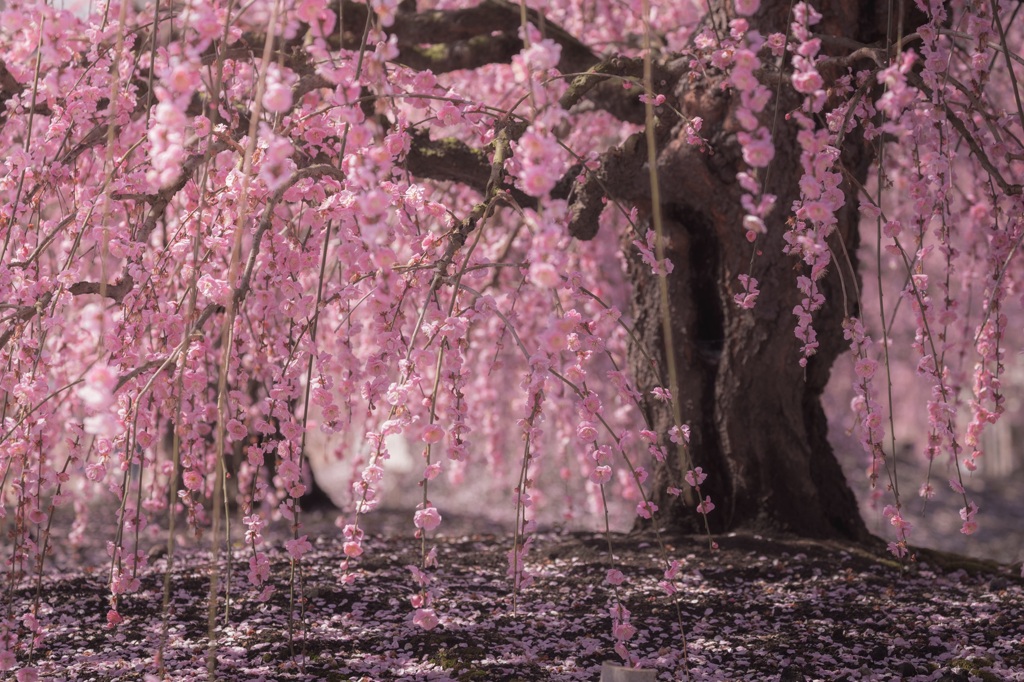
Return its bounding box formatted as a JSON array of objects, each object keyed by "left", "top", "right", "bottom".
[{"left": 600, "top": 662, "right": 657, "bottom": 681}]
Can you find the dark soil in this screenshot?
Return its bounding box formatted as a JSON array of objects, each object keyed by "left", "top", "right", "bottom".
[{"left": 5, "top": 512, "right": 1023, "bottom": 681}]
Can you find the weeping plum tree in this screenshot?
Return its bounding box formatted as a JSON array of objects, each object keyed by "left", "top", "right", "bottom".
[{"left": 1, "top": 0, "right": 1022, "bottom": 670}]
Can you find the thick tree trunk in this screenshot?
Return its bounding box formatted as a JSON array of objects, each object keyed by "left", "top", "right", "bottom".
[
  {"left": 608, "top": 1, "right": 915, "bottom": 541},
  {"left": 627, "top": 129, "right": 869, "bottom": 539}
]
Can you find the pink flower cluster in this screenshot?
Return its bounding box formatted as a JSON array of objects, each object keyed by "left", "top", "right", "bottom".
[{"left": 716, "top": 15, "right": 783, "bottom": 309}]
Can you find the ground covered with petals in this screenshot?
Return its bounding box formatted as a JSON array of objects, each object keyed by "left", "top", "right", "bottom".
[{"left": 9, "top": 517, "right": 1024, "bottom": 681}]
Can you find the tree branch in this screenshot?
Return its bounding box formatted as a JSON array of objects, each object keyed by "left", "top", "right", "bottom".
[
  {"left": 404, "top": 131, "right": 491, "bottom": 192},
  {"left": 908, "top": 72, "right": 1023, "bottom": 197},
  {"left": 68, "top": 276, "right": 135, "bottom": 301},
  {"left": 338, "top": 0, "right": 599, "bottom": 75},
  {"left": 234, "top": 164, "right": 347, "bottom": 306},
  {"left": 558, "top": 56, "right": 669, "bottom": 124},
  {"left": 404, "top": 130, "right": 540, "bottom": 208}
]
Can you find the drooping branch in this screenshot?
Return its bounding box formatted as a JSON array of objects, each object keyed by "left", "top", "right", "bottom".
[
  {"left": 908, "top": 72, "right": 1023, "bottom": 197},
  {"left": 114, "top": 303, "right": 222, "bottom": 392},
  {"left": 234, "top": 164, "right": 348, "bottom": 306},
  {"left": 0, "top": 139, "right": 235, "bottom": 354},
  {"left": 0, "top": 271, "right": 140, "bottom": 353}
]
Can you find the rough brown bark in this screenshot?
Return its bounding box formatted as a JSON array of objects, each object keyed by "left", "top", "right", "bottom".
[{"left": 593, "top": 1, "right": 919, "bottom": 541}]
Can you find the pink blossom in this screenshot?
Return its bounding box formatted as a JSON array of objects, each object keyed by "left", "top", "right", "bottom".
[
  {"left": 801, "top": 201, "right": 833, "bottom": 223},
  {"left": 285, "top": 536, "right": 312, "bottom": 560},
  {"left": 711, "top": 48, "right": 735, "bottom": 69},
  {"left": 612, "top": 622, "right": 637, "bottom": 641},
  {"left": 888, "top": 512, "right": 912, "bottom": 532},
  {"left": 669, "top": 425, "right": 690, "bottom": 444},
  {"left": 651, "top": 387, "right": 672, "bottom": 402},
  {"left": 182, "top": 470, "right": 204, "bottom": 491},
  {"left": 295, "top": 0, "right": 327, "bottom": 22},
  {"left": 793, "top": 69, "right": 823, "bottom": 94},
  {"left": 263, "top": 82, "right": 292, "bottom": 113},
  {"left": 519, "top": 166, "right": 558, "bottom": 197},
  {"left": 258, "top": 134, "right": 296, "bottom": 191},
  {"left": 0, "top": 0, "right": 1018, "bottom": 664},
  {"left": 959, "top": 502, "right": 979, "bottom": 535},
  {"left": 633, "top": 229, "right": 675, "bottom": 276},
  {"left": 421, "top": 423, "right": 445, "bottom": 444},
  {"left": 514, "top": 129, "right": 563, "bottom": 197},
  {"left": 111, "top": 567, "right": 141, "bottom": 595},
  {"left": 15, "top": 667, "right": 38, "bottom": 682},
  {"left": 529, "top": 262, "right": 562, "bottom": 288},
  {"left": 639, "top": 93, "right": 666, "bottom": 106},
  {"left": 580, "top": 390, "right": 603, "bottom": 415},
  {"left": 684, "top": 117, "right": 704, "bottom": 146},
  {"left": 85, "top": 462, "right": 107, "bottom": 482},
  {"left": 734, "top": 274, "right": 761, "bottom": 309},
  {"left": 739, "top": 132, "right": 775, "bottom": 167},
  {"left": 696, "top": 496, "right": 715, "bottom": 514},
  {"left": 606, "top": 569, "right": 626, "bottom": 585},
  {"left": 436, "top": 101, "right": 463, "bottom": 126},
  {"left": 635, "top": 501, "right": 658, "bottom": 519},
  {"left": 414, "top": 505, "right": 442, "bottom": 531},
  {"left": 590, "top": 465, "right": 612, "bottom": 484},
  {"left": 888, "top": 541, "right": 909, "bottom": 559},
  {"left": 226, "top": 419, "right": 247, "bottom": 441},
  {"left": 576, "top": 421, "right": 599, "bottom": 443},
  {"left": 513, "top": 37, "right": 562, "bottom": 79},
  {"left": 792, "top": 1, "right": 822, "bottom": 28},
  {"left": 197, "top": 273, "right": 230, "bottom": 305},
  {"left": 147, "top": 101, "right": 188, "bottom": 188},
  {"left": 412, "top": 608, "right": 439, "bottom": 630},
  {"left": 743, "top": 214, "right": 766, "bottom": 237},
  {"left": 854, "top": 358, "right": 878, "bottom": 379},
  {"left": 361, "top": 464, "right": 384, "bottom": 484},
  {"left": 685, "top": 467, "right": 707, "bottom": 487},
  {"left": 78, "top": 364, "right": 117, "bottom": 409}
]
